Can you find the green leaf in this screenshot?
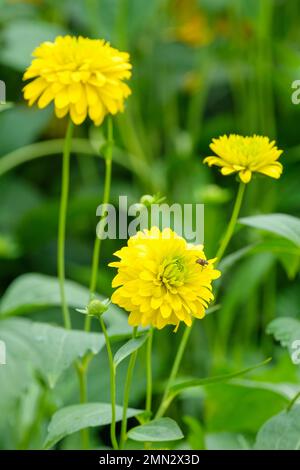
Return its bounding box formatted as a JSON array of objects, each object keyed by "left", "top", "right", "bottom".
[
  {"left": 0, "top": 273, "right": 120, "bottom": 320},
  {"left": 267, "top": 317, "right": 300, "bottom": 361},
  {"left": 204, "top": 380, "right": 291, "bottom": 434},
  {"left": 114, "top": 334, "right": 148, "bottom": 368},
  {"left": 184, "top": 416, "right": 206, "bottom": 450},
  {"left": 239, "top": 214, "right": 300, "bottom": 247},
  {"left": 128, "top": 418, "right": 184, "bottom": 442},
  {"left": 0, "top": 19, "right": 67, "bottom": 71},
  {"left": 0, "top": 318, "right": 105, "bottom": 390},
  {"left": 30, "top": 321, "right": 104, "bottom": 388},
  {"left": 0, "top": 318, "right": 36, "bottom": 418},
  {"left": 169, "top": 358, "right": 272, "bottom": 397},
  {"left": 255, "top": 404, "right": 300, "bottom": 450},
  {"left": 0, "top": 273, "right": 91, "bottom": 316},
  {"left": 0, "top": 273, "right": 133, "bottom": 343},
  {"left": 0, "top": 106, "right": 52, "bottom": 155},
  {"left": 206, "top": 432, "right": 251, "bottom": 450},
  {"left": 219, "top": 239, "right": 300, "bottom": 275},
  {"left": 44, "top": 403, "right": 143, "bottom": 449}
]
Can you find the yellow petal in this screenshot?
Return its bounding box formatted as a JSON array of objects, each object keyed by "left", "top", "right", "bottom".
[
  {"left": 239, "top": 169, "right": 252, "bottom": 183},
  {"left": 69, "top": 83, "right": 83, "bottom": 104},
  {"left": 38, "top": 88, "right": 54, "bottom": 108},
  {"left": 55, "top": 90, "right": 69, "bottom": 109},
  {"left": 55, "top": 105, "right": 69, "bottom": 119}
]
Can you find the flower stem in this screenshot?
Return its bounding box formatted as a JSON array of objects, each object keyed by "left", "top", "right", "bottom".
[
  {"left": 155, "top": 324, "right": 192, "bottom": 419},
  {"left": 76, "top": 364, "right": 89, "bottom": 449},
  {"left": 215, "top": 181, "right": 246, "bottom": 264},
  {"left": 81, "top": 118, "right": 114, "bottom": 449},
  {"left": 154, "top": 183, "right": 247, "bottom": 419},
  {"left": 99, "top": 316, "right": 119, "bottom": 450},
  {"left": 85, "top": 117, "right": 114, "bottom": 332},
  {"left": 120, "top": 327, "right": 138, "bottom": 449},
  {"left": 57, "top": 119, "right": 73, "bottom": 330},
  {"left": 146, "top": 327, "right": 154, "bottom": 417}
]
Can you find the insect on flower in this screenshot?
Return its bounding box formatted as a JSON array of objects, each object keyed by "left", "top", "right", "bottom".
[{"left": 196, "top": 258, "right": 209, "bottom": 267}]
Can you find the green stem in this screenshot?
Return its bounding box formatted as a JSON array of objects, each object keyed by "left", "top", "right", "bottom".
[
  {"left": 57, "top": 120, "right": 73, "bottom": 330},
  {"left": 85, "top": 117, "right": 114, "bottom": 332},
  {"left": 155, "top": 325, "right": 192, "bottom": 419},
  {"left": 146, "top": 328, "right": 153, "bottom": 417},
  {"left": 76, "top": 364, "right": 89, "bottom": 449},
  {"left": 215, "top": 182, "right": 246, "bottom": 264},
  {"left": 120, "top": 327, "right": 138, "bottom": 449},
  {"left": 99, "top": 317, "right": 119, "bottom": 450},
  {"left": 115, "top": 0, "right": 129, "bottom": 49},
  {"left": 287, "top": 390, "right": 300, "bottom": 412}
]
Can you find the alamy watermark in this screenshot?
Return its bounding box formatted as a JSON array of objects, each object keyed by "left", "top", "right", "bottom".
[
  {"left": 96, "top": 196, "right": 204, "bottom": 244},
  {"left": 0, "top": 340, "right": 6, "bottom": 365},
  {"left": 0, "top": 80, "right": 6, "bottom": 103},
  {"left": 291, "top": 340, "right": 300, "bottom": 365}
]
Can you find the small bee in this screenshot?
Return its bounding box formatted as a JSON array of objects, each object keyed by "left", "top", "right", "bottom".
[{"left": 196, "top": 258, "right": 209, "bottom": 267}]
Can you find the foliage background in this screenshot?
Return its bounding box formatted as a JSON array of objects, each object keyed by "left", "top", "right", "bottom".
[{"left": 1, "top": 0, "right": 300, "bottom": 450}]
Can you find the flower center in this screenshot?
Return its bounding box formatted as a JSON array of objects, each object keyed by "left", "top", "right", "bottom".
[{"left": 158, "top": 257, "right": 185, "bottom": 288}]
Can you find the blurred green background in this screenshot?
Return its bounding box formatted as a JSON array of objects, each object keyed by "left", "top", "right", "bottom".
[{"left": 1, "top": 0, "right": 300, "bottom": 450}]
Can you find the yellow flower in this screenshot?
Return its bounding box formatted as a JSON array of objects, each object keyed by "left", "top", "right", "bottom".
[
  {"left": 23, "top": 35, "right": 132, "bottom": 126},
  {"left": 109, "top": 227, "right": 220, "bottom": 330},
  {"left": 204, "top": 134, "right": 283, "bottom": 184}
]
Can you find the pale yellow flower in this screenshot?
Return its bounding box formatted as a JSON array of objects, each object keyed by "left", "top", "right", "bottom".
[{"left": 23, "top": 35, "right": 132, "bottom": 126}]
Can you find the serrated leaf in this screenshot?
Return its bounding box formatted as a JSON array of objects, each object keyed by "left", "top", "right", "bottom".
[
  {"left": 255, "top": 405, "right": 300, "bottom": 450},
  {"left": 128, "top": 418, "right": 184, "bottom": 442},
  {"left": 114, "top": 334, "right": 148, "bottom": 368},
  {"left": 44, "top": 403, "right": 144, "bottom": 449},
  {"left": 239, "top": 214, "right": 300, "bottom": 247}
]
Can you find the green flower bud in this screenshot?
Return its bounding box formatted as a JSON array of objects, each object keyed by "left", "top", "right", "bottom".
[
  {"left": 140, "top": 193, "right": 166, "bottom": 207},
  {"left": 140, "top": 194, "right": 155, "bottom": 207},
  {"left": 87, "top": 299, "right": 110, "bottom": 317},
  {"left": 76, "top": 298, "right": 110, "bottom": 319}
]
